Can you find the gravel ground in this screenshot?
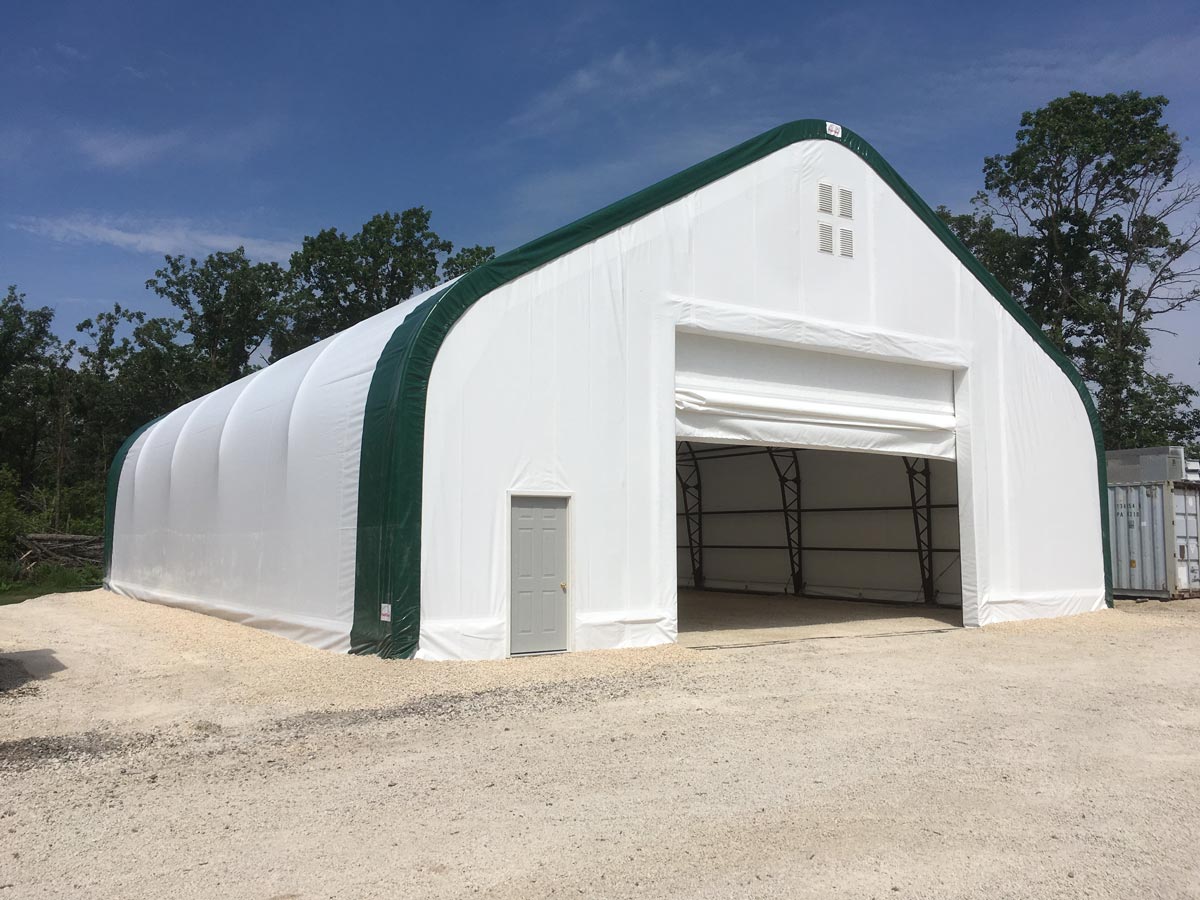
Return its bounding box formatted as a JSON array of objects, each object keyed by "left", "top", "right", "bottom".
[{"left": 2, "top": 589, "right": 1200, "bottom": 899}]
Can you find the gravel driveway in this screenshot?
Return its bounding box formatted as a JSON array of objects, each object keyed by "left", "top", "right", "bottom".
[{"left": 2, "top": 589, "right": 1199, "bottom": 899}]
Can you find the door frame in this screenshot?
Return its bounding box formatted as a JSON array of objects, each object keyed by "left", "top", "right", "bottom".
[
  {"left": 666, "top": 323, "right": 977, "bottom": 626},
  {"left": 506, "top": 490, "right": 575, "bottom": 657}
]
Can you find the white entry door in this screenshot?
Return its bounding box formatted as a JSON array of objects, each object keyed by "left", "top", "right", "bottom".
[{"left": 510, "top": 497, "right": 569, "bottom": 655}]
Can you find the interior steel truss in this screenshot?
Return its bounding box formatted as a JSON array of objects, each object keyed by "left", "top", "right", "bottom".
[
  {"left": 902, "top": 456, "right": 937, "bottom": 606},
  {"left": 676, "top": 441, "right": 705, "bottom": 589},
  {"left": 767, "top": 447, "right": 804, "bottom": 595}
]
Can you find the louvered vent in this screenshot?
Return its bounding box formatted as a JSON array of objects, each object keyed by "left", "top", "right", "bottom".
[
  {"left": 839, "top": 228, "right": 854, "bottom": 258},
  {"left": 817, "top": 182, "right": 834, "bottom": 214},
  {"left": 818, "top": 222, "right": 834, "bottom": 254},
  {"left": 838, "top": 187, "right": 853, "bottom": 219}
]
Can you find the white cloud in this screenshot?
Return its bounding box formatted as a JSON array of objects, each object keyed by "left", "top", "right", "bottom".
[
  {"left": 12, "top": 213, "right": 297, "bottom": 262},
  {"left": 69, "top": 119, "right": 280, "bottom": 170},
  {"left": 72, "top": 128, "right": 189, "bottom": 169},
  {"left": 53, "top": 42, "right": 87, "bottom": 61},
  {"left": 508, "top": 43, "right": 754, "bottom": 137},
  {"left": 982, "top": 31, "right": 1200, "bottom": 94},
  {"left": 851, "top": 28, "right": 1200, "bottom": 153}
]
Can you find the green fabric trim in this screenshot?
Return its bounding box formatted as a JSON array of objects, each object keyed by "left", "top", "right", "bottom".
[
  {"left": 350, "top": 292, "right": 447, "bottom": 656},
  {"left": 103, "top": 418, "right": 158, "bottom": 585},
  {"left": 353, "top": 119, "right": 1113, "bottom": 657}
]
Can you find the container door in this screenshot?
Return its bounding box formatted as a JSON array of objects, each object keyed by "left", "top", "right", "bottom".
[
  {"left": 1111, "top": 484, "right": 1169, "bottom": 594},
  {"left": 1176, "top": 485, "right": 1200, "bottom": 592}
]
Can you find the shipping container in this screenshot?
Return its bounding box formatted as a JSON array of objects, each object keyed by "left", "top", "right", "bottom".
[
  {"left": 1107, "top": 446, "right": 1199, "bottom": 484},
  {"left": 1108, "top": 481, "right": 1200, "bottom": 599}
]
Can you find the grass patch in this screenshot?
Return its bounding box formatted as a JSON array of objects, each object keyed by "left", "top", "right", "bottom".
[{"left": 0, "top": 563, "right": 102, "bottom": 607}]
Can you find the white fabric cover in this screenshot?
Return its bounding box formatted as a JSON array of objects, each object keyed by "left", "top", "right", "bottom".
[
  {"left": 106, "top": 284, "right": 449, "bottom": 650},
  {"left": 421, "top": 140, "right": 1106, "bottom": 656},
  {"left": 110, "top": 137, "right": 1108, "bottom": 659}
]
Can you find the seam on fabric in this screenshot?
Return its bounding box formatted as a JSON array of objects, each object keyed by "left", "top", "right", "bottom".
[{"left": 103, "top": 417, "right": 161, "bottom": 585}]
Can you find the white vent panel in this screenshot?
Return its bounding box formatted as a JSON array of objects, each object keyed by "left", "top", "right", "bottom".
[
  {"left": 817, "top": 183, "right": 834, "bottom": 214},
  {"left": 839, "top": 228, "right": 854, "bottom": 258},
  {"left": 818, "top": 222, "right": 834, "bottom": 254},
  {"left": 838, "top": 187, "right": 854, "bottom": 219}
]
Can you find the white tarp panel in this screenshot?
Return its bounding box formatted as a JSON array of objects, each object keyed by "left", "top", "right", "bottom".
[
  {"left": 106, "top": 283, "right": 451, "bottom": 651},
  {"left": 675, "top": 332, "right": 957, "bottom": 459}
]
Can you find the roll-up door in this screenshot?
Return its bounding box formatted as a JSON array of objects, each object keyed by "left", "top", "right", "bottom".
[{"left": 675, "top": 332, "right": 957, "bottom": 459}]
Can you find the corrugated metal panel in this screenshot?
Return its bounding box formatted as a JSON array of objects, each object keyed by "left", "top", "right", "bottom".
[
  {"left": 1176, "top": 484, "right": 1199, "bottom": 591},
  {"left": 1109, "top": 482, "right": 1200, "bottom": 598},
  {"left": 1107, "top": 446, "right": 1188, "bottom": 483}
]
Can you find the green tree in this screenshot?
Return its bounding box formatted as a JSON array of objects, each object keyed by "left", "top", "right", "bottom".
[
  {"left": 71, "top": 305, "right": 146, "bottom": 485},
  {"left": 942, "top": 91, "right": 1200, "bottom": 449},
  {"left": 274, "top": 209, "right": 448, "bottom": 358},
  {"left": 117, "top": 315, "right": 197, "bottom": 426},
  {"left": 1118, "top": 370, "right": 1200, "bottom": 449},
  {"left": 0, "top": 285, "right": 55, "bottom": 385},
  {"left": 272, "top": 209, "right": 494, "bottom": 359},
  {"left": 443, "top": 243, "right": 496, "bottom": 280},
  {"left": 0, "top": 286, "right": 60, "bottom": 489},
  {"left": 0, "top": 467, "right": 25, "bottom": 559},
  {"left": 146, "top": 249, "right": 285, "bottom": 390},
  {"left": 935, "top": 207, "right": 1033, "bottom": 306}
]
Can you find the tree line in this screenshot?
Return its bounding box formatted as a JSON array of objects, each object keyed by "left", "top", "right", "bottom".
[
  {"left": 2, "top": 90, "right": 1199, "bottom": 575},
  {"left": 0, "top": 208, "right": 493, "bottom": 559}
]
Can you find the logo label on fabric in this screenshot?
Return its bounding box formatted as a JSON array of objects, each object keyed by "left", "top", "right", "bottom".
[
  {"left": 380, "top": 603, "right": 392, "bottom": 622},
  {"left": 826, "top": 121, "right": 843, "bottom": 138}
]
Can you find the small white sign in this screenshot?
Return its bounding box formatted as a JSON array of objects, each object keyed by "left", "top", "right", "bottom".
[
  {"left": 825, "top": 121, "right": 843, "bottom": 138},
  {"left": 380, "top": 603, "right": 392, "bottom": 622}
]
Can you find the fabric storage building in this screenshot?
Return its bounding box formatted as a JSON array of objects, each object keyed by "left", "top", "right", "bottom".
[{"left": 104, "top": 120, "right": 1113, "bottom": 660}]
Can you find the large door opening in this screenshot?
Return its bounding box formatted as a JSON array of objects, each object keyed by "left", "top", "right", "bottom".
[{"left": 675, "top": 441, "right": 963, "bottom": 645}]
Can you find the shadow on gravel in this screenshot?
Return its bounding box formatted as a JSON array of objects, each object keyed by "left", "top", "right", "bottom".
[
  {"left": 0, "top": 649, "right": 67, "bottom": 699},
  {"left": 0, "top": 732, "right": 156, "bottom": 772},
  {"left": 274, "top": 673, "right": 665, "bottom": 734}
]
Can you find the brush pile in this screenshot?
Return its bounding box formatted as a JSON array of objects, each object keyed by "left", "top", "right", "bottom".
[{"left": 16, "top": 534, "right": 104, "bottom": 571}]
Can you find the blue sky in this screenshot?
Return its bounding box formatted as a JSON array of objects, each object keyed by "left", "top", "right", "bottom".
[{"left": 3, "top": 0, "right": 1198, "bottom": 381}]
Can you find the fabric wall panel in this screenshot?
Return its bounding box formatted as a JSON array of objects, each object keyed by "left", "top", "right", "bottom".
[{"left": 108, "top": 287, "right": 445, "bottom": 650}]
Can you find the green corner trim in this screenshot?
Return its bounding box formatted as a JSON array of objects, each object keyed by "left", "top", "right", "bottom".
[
  {"left": 103, "top": 418, "right": 159, "bottom": 584},
  {"left": 351, "top": 118, "right": 1114, "bottom": 656}
]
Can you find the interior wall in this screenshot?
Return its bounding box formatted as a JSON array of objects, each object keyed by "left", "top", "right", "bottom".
[{"left": 677, "top": 444, "right": 962, "bottom": 605}]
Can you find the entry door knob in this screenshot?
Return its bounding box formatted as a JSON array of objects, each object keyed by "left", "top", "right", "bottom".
[{"left": 560, "top": 582, "right": 567, "bottom": 591}]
